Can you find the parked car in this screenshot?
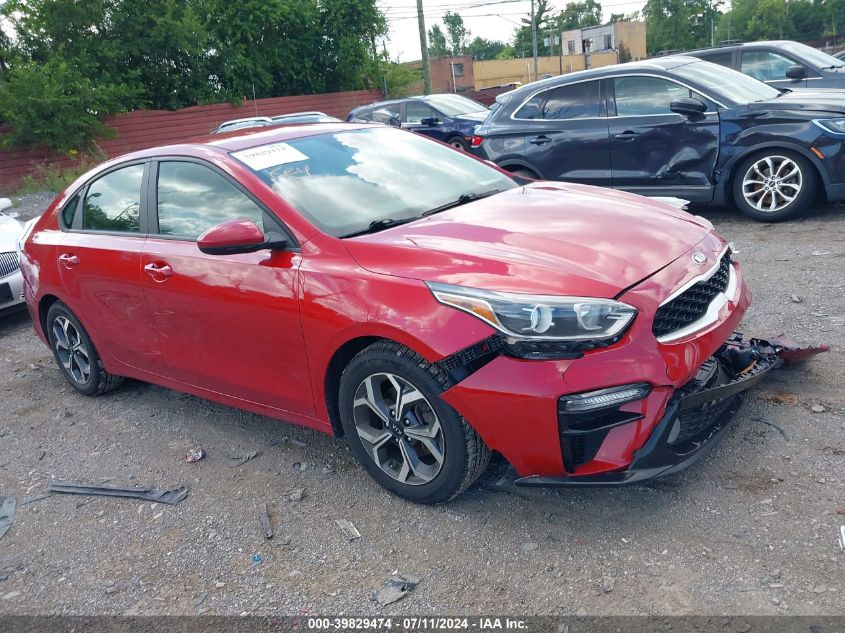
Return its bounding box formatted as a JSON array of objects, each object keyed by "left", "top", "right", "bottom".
[
  {"left": 472, "top": 56, "right": 845, "bottom": 221},
  {"left": 0, "top": 198, "right": 26, "bottom": 317},
  {"left": 21, "top": 123, "right": 791, "bottom": 502},
  {"left": 347, "top": 94, "right": 489, "bottom": 150},
  {"left": 834, "top": 50, "right": 845, "bottom": 60},
  {"left": 685, "top": 40, "right": 845, "bottom": 90},
  {"left": 212, "top": 112, "right": 340, "bottom": 134}
]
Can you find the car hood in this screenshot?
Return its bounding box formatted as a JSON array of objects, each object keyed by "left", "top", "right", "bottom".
[
  {"left": 744, "top": 89, "right": 845, "bottom": 115},
  {"left": 0, "top": 213, "right": 23, "bottom": 252},
  {"left": 454, "top": 110, "right": 489, "bottom": 123},
  {"left": 343, "top": 183, "right": 713, "bottom": 298}
]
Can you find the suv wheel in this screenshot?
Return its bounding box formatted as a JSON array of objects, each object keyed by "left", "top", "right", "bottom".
[
  {"left": 46, "top": 301, "right": 124, "bottom": 396},
  {"left": 338, "top": 341, "right": 490, "bottom": 503},
  {"left": 732, "top": 151, "right": 816, "bottom": 222},
  {"left": 446, "top": 136, "right": 469, "bottom": 151}
]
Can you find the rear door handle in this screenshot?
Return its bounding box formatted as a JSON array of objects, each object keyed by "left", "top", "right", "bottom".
[
  {"left": 529, "top": 135, "right": 552, "bottom": 145},
  {"left": 58, "top": 253, "right": 79, "bottom": 268},
  {"left": 614, "top": 131, "right": 640, "bottom": 141},
  {"left": 144, "top": 262, "right": 173, "bottom": 280}
]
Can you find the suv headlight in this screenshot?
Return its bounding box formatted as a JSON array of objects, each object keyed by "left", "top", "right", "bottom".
[
  {"left": 814, "top": 118, "right": 845, "bottom": 135},
  {"left": 428, "top": 282, "right": 636, "bottom": 358}
]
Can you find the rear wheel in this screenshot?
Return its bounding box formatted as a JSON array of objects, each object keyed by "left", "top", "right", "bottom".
[
  {"left": 446, "top": 136, "right": 469, "bottom": 151},
  {"left": 46, "top": 302, "right": 123, "bottom": 396},
  {"left": 732, "top": 151, "right": 816, "bottom": 222},
  {"left": 338, "top": 341, "right": 490, "bottom": 504}
]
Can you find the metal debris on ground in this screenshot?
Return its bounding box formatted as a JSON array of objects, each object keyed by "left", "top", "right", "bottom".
[
  {"left": 289, "top": 439, "right": 308, "bottom": 448},
  {"left": 373, "top": 573, "right": 419, "bottom": 606},
  {"left": 18, "top": 493, "right": 53, "bottom": 507},
  {"left": 838, "top": 525, "right": 845, "bottom": 551},
  {"left": 46, "top": 481, "right": 188, "bottom": 505},
  {"left": 185, "top": 448, "right": 205, "bottom": 463},
  {"left": 335, "top": 519, "right": 361, "bottom": 541},
  {"left": 0, "top": 497, "right": 15, "bottom": 540},
  {"left": 259, "top": 502, "right": 273, "bottom": 540},
  {"left": 228, "top": 451, "right": 259, "bottom": 468},
  {"left": 790, "top": 294, "right": 802, "bottom": 303}
]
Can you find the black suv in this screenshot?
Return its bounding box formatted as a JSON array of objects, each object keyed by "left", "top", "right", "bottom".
[
  {"left": 686, "top": 40, "right": 845, "bottom": 90},
  {"left": 471, "top": 56, "right": 845, "bottom": 222}
]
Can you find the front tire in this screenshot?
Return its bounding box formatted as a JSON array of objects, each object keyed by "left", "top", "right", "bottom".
[
  {"left": 732, "top": 150, "right": 816, "bottom": 222},
  {"left": 46, "top": 301, "right": 123, "bottom": 396},
  {"left": 338, "top": 341, "right": 490, "bottom": 504}
]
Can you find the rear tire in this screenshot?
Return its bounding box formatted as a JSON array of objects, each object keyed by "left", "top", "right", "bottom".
[
  {"left": 338, "top": 340, "right": 490, "bottom": 504},
  {"left": 731, "top": 150, "right": 816, "bottom": 222},
  {"left": 446, "top": 136, "right": 469, "bottom": 151},
  {"left": 46, "top": 301, "right": 123, "bottom": 396}
]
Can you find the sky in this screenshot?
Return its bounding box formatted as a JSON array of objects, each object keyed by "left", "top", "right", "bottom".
[{"left": 379, "top": 0, "right": 648, "bottom": 61}]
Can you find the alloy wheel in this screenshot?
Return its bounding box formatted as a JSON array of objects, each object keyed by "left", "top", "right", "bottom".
[
  {"left": 52, "top": 316, "right": 91, "bottom": 384},
  {"left": 352, "top": 372, "right": 445, "bottom": 485},
  {"left": 741, "top": 155, "right": 802, "bottom": 213}
]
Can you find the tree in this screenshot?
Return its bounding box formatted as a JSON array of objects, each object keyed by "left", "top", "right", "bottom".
[
  {"left": 443, "top": 11, "right": 469, "bottom": 55},
  {"left": 557, "top": 0, "right": 603, "bottom": 29},
  {"left": 428, "top": 24, "right": 449, "bottom": 57},
  {"left": 466, "top": 36, "right": 508, "bottom": 60},
  {"left": 643, "top": 0, "right": 711, "bottom": 53},
  {"left": 514, "top": 0, "right": 552, "bottom": 56}
]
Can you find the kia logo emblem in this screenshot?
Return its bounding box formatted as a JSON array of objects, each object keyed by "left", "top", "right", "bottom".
[{"left": 691, "top": 252, "right": 708, "bottom": 265}]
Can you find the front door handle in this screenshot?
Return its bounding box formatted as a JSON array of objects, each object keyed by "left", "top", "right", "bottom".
[
  {"left": 529, "top": 135, "right": 552, "bottom": 145},
  {"left": 614, "top": 131, "right": 640, "bottom": 141},
  {"left": 144, "top": 262, "right": 173, "bottom": 281},
  {"left": 58, "top": 253, "right": 79, "bottom": 268}
]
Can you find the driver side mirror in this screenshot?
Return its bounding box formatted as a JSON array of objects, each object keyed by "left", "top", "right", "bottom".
[
  {"left": 670, "top": 97, "right": 708, "bottom": 118},
  {"left": 197, "top": 218, "right": 287, "bottom": 256},
  {"left": 420, "top": 116, "right": 440, "bottom": 126},
  {"left": 786, "top": 64, "right": 806, "bottom": 80},
  {"left": 388, "top": 116, "right": 401, "bottom": 128}
]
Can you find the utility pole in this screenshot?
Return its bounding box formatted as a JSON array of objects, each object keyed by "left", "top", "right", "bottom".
[
  {"left": 530, "top": 0, "right": 539, "bottom": 82},
  {"left": 416, "top": 0, "right": 431, "bottom": 94}
]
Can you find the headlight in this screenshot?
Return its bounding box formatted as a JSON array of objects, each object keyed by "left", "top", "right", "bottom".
[
  {"left": 428, "top": 282, "right": 636, "bottom": 358},
  {"left": 814, "top": 118, "right": 845, "bottom": 135}
]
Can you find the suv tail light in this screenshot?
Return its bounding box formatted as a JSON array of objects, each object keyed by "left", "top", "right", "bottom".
[{"left": 471, "top": 135, "right": 485, "bottom": 148}]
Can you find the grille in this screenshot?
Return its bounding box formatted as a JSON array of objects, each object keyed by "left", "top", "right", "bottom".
[
  {"left": 653, "top": 254, "right": 731, "bottom": 339},
  {"left": 0, "top": 251, "right": 20, "bottom": 278},
  {"left": 670, "top": 395, "right": 739, "bottom": 447}
]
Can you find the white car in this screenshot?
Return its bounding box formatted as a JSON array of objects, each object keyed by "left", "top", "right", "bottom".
[{"left": 0, "top": 198, "right": 26, "bottom": 316}]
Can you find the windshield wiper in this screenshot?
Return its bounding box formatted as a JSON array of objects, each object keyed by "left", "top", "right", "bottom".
[
  {"left": 341, "top": 217, "right": 419, "bottom": 238},
  {"left": 421, "top": 189, "right": 504, "bottom": 217}
]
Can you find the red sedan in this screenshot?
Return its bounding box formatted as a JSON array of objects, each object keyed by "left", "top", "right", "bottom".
[{"left": 20, "top": 124, "right": 772, "bottom": 503}]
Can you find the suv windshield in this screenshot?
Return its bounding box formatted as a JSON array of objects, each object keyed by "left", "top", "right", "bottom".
[
  {"left": 783, "top": 42, "right": 845, "bottom": 68},
  {"left": 671, "top": 60, "right": 781, "bottom": 104},
  {"left": 234, "top": 127, "right": 516, "bottom": 237},
  {"left": 422, "top": 94, "right": 487, "bottom": 116}
]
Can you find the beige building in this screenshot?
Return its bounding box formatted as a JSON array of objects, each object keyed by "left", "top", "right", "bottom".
[
  {"left": 473, "top": 52, "right": 618, "bottom": 90},
  {"left": 562, "top": 21, "right": 647, "bottom": 62}
]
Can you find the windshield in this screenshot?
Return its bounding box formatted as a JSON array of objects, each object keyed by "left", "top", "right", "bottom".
[
  {"left": 422, "top": 94, "right": 488, "bottom": 116},
  {"left": 235, "top": 127, "right": 516, "bottom": 237},
  {"left": 783, "top": 42, "right": 845, "bottom": 68},
  {"left": 671, "top": 60, "right": 781, "bottom": 104}
]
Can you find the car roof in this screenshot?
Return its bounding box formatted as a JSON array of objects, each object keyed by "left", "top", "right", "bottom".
[
  {"left": 217, "top": 116, "right": 273, "bottom": 127},
  {"left": 349, "top": 93, "right": 473, "bottom": 113},
  {"left": 687, "top": 40, "right": 802, "bottom": 54},
  {"left": 272, "top": 111, "right": 328, "bottom": 119}
]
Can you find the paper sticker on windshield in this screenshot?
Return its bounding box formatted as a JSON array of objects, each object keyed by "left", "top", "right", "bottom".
[{"left": 232, "top": 143, "right": 308, "bottom": 170}]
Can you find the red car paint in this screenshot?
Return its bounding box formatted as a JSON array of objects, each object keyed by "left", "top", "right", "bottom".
[{"left": 20, "top": 124, "right": 749, "bottom": 481}]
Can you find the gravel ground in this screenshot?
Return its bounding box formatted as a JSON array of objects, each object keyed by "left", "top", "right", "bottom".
[{"left": 0, "top": 193, "right": 843, "bottom": 616}]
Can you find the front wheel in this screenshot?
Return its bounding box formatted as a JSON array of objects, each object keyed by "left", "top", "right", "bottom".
[
  {"left": 732, "top": 151, "right": 816, "bottom": 222},
  {"left": 338, "top": 341, "right": 490, "bottom": 504}
]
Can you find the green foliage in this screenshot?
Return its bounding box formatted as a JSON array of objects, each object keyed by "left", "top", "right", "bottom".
[
  {"left": 382, "top": 61, "right": 421, "bottom": 98},
  {"left": 643, "top": 0, "right": 716, "bottom": 53},
  {"left": 466, "top": 37, "right": 509, "bottom": 60},
  {"left": 557, "top": 0, "right": 603, "bottom": 30},
  {"left": 16, "top": 156, "right": 101, "bottom": 195},
  {"left": 443, "top": 11, "right": 469, "bottom": 55},
  {"left": 428, "top": 24, "right": 450, "bottom": 57}
]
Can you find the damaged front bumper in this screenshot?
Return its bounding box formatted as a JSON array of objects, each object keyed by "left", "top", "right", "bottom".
[{"left": 514, "top": 334, "right": 819, "bottom": 488}]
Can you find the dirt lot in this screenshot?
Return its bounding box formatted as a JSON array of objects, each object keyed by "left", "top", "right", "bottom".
[{"left": 1, "top": 194, "right": 843, "bottom": 616}]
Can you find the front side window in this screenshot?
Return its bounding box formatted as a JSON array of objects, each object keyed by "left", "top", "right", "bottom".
[
  {"left": 741, "top": 50, "right": 797, "bottom": 81},
  {"left": 541, "top": 81, "right": 601, "bottom": 119},
  {"left": 61, "top": 193, "right": 80, "bottom": 229},
  {"left": 235, "top": 127, "right": 517, "bottom": 238},
  {"left": 83, "top": 164, "right": 144, "bottom": 233},
  {"left": 671, "top": 60, "right": 780, "bottom": 104},
  {"left": 156, "top": 161, "right": 265, "bottom": 239},
  {"left": 404, "top": 101, "right": 437, "bottom": 123},
  {"left": 613, "top": 76, "right": 694, "bottom": 116}
]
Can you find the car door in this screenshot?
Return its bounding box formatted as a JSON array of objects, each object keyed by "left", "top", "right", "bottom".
[
  {"left": 608, "top": 75, "right": 720, "bottom": 201},
  {"left": 740, "top": 49, "right": 816, "bottom": 89},
  {"left": 512, "top": 79, "right": 611, "bottom": 185},
  {"left": 401, "top": 101, "right": 446, "bottom": 141},
  {"left": 58, "top": 161, "right": 165, "bottom": 372},
  {"left": 140, "top": 158, "right": 314, "bottom": 415}
]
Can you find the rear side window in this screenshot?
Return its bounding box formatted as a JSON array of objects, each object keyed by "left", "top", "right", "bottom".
[
  {"left": 515, "top": 93, "right": 546, "bottom": 119},
  {"left": 156, "top": 161, "right": 265, "bottom": 240},
  {"left": 539, "top": 82, "right": 601, "bottom": 120},
  {"left": 83, "top": 164, "right": 144, "bottom": 233},
  {"left": 698, "top": 51, "right": 733, "bottom": 67}
]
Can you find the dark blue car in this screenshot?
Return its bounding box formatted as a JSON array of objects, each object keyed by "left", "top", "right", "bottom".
[
  {"left": 472, "top": 56, "right": 845, "bottom": 222},
  {"left": 347, "top": 94, "right": 488, "bottom": 151}
]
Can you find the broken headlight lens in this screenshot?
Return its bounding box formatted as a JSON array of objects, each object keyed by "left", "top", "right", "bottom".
[
  {"left": 428, "top": 282, "right": 636, "bottom": 344},
  {"left": 815, "top": 118, "right": 845, "bottom": 135}
]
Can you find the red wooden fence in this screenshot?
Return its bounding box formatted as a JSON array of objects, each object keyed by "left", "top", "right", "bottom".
[{"left": 0, "top": 89, "right": 383, "bottom": 191}]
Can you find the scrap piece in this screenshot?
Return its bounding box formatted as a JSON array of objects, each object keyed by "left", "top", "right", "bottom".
[
  {"left": 766, "top": 335, "right": 831, "bottom": 365},
  {"left": 228, "top": 451, "right": 259, "bottom": 468},
  {"left": 335, "top": 519, "right": 361, "bottom": 541},
  {"left": 46, "top": 481, "right": 188, "bottom": 505},
  {"left": 373, "top": 573, "right": 419, "bottom": 606},
  {"left": 0, "top": 496, "right": 15, "bottom": 540},
  {"left": 259, "top": 502, "right": 273, "bottom": 539}
]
